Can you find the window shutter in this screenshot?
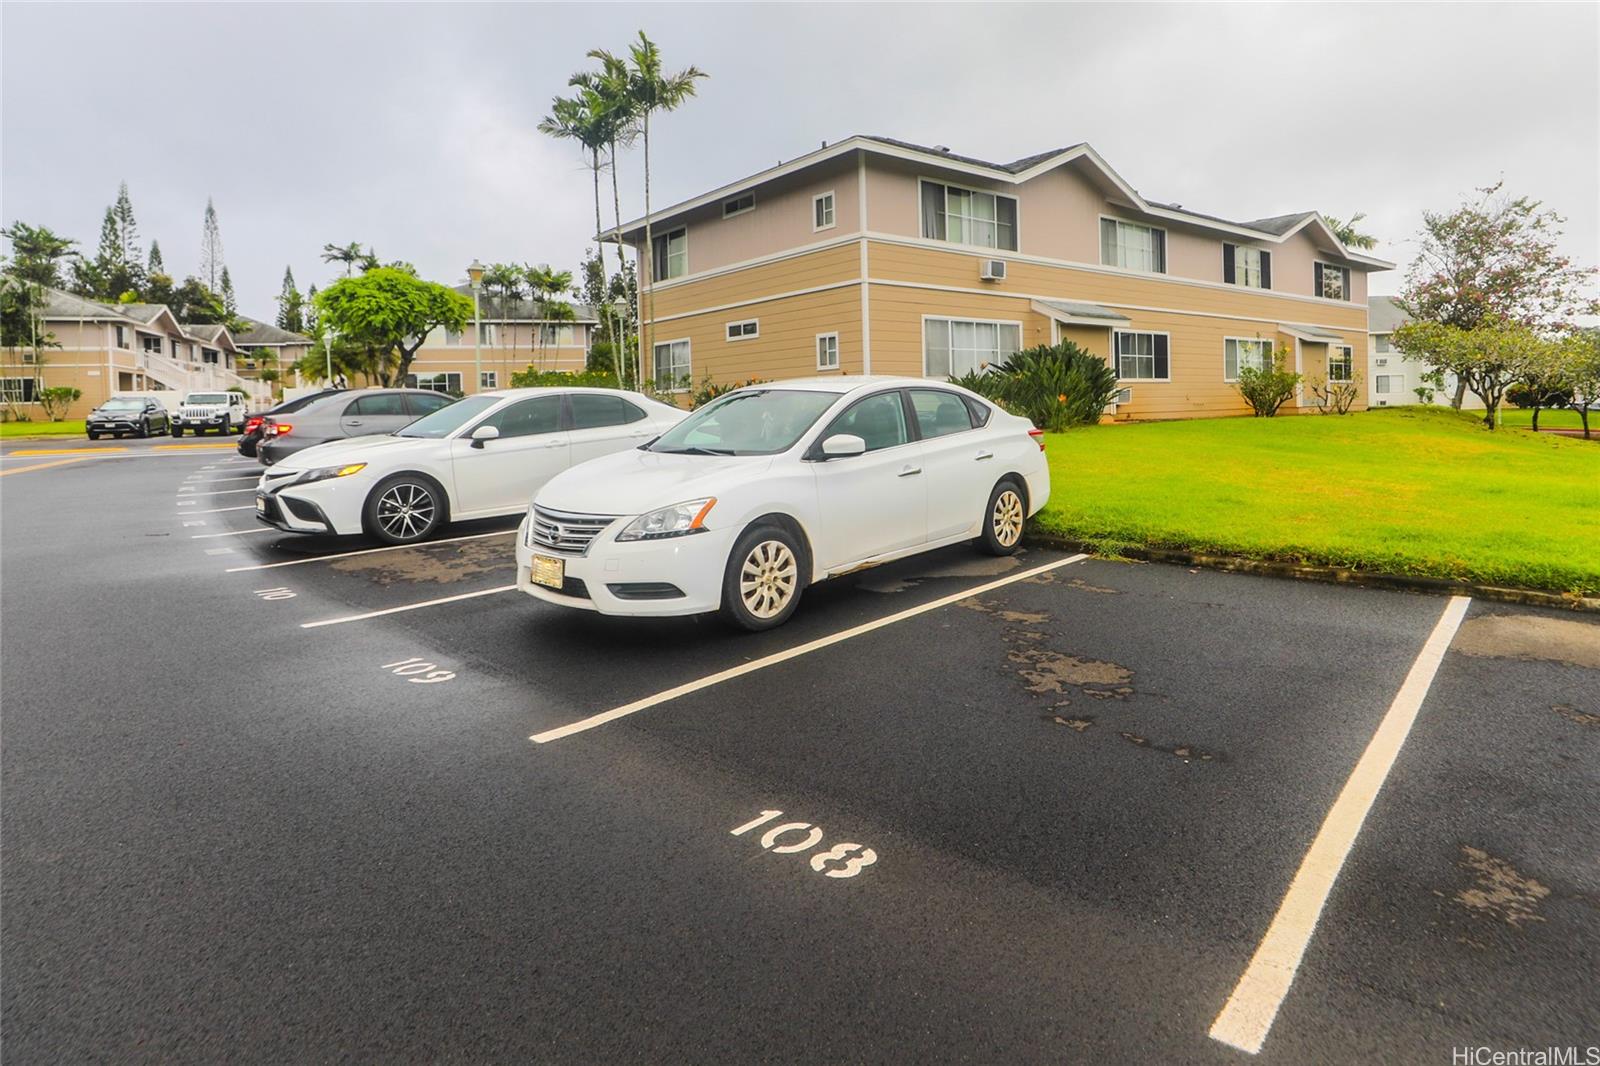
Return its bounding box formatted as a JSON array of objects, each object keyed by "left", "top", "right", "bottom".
[
  {"left": 1260, "top": 250, "right": 1272, "bottom": 289},
  {"left": 1314, "top": 262, "right": 1324, "bottom": 296},
  {"left": 1110, "top": 331, "right": 1123, "bottom": 377},
  {"left": 921, "top": 182, "right": 944, "bottom": 241},
  {"left": 1340, "top": 267, "right": 1351, "bottom": 300},
  {"left": 1223, "top": 244, "right": 1236, "bottom": 284},
  {"left": 1100, "top": 219, "right": 1116, "bottom": 265},
  {"left": 997, "top": 196, "right": 1018, "bottom": 251},
  {"left": 1153, "top": 334, "right": 1169, "bottom": 379},
  {"left": 1153, "top": 229, "right": 1167, "bottom": 273}
]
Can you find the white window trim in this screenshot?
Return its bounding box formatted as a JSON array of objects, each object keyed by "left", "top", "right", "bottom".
[
  {"left": 1222, "top": 336, "right": 1276, "bottom": 383},
  {"left": 816, "top": 331, "right": 840, "bottom": 371},
  {"left": 1098, "top": 214, "right": 1169, "bottom": 275},
  {"left": 725, "top": 319, "right": 759, "bottom": 342},
  {"left": 1229, "top": 244, "right": 1271, "bottom": 290},
  {"left": 919, "top": 314, "right": 1025, "bottom": 378},
  {"left": 479, "top": 370, "right": 498, "bottom": 389},
  {"left": 414, "top": 371, "right": 463, "bottom": 393},
  {"left": 812, "top": 190, "right": 837, "bottom": 232},
  {"left": 1327, "top": 344, "right": 1354, "bottom": 382},
  {"left": 654, "top": 227, "right": 689, "bottom": 282},
  {"left": 652, "top": 336, "right": 692, "bottom": 392},
  {"left": 1110, "top": 329, "right": 1173, "bottom": 383},
  {"left": 1315, "top": 260, "right": 1351, "bottom": 302},
  {"left": 917, "top": 178, "right": 1021, "bottom": 253},
  {"left": 722, "top": 193, "right": 754, "bottom": 219}
]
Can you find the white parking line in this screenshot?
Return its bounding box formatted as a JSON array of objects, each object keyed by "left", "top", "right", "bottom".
[
  {"left": 530, "top": 553, "right": 1091, "bottom": 745},
  {"left": 177, "top": 505, "right": 256, "bottom": 515},
  {"left": 224, "top": 529, "right": 516, "bottom": 573},
  {"left": 177, "top": 487, "right": 258, "bottom": 497},
  {"left": 300, "top": 584, "right": 518, "bottom": 629},
  {"left": 192, "top": 528, "right": 276, "bottom": 539},
  {"left": 201, "top": 474, "right": 259, "bottom": 483},
  {"left": 1208, "top": 594, "right": 1471, "bottom": 1055}
]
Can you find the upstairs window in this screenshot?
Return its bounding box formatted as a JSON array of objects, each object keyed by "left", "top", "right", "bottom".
[
  {"left": 722, "top": 193, "right": 754, "bottom": 218},
  {"left": 1315, "top": 262, "right": 1351, "bottom": 301},
  {"left": 652, "top": 227, "right": 687, "bottom": 281},
  {"left": 114, "top": 325, "right": 128, "bottom": 349},
  {"left": 1100, "top": 219, "right": 1166, "bottom": 273},
  {"left": 1375, "top": 333, "right": 1391, "bottom": 353},
  {"left": 1223, "top": 244, "right": 1272, "bottom": 289},
  {"left": 920, "top": 181, "right": 1018, "bottom": 251},
  {"left": 813, "top": 191, "right": 836, "bottom": 231},
  {"left": 725, "top": 320, "right": 759, "bottom": 341},
  {"left": 539, "top": 324, "right": 577, "bottom": 346}
]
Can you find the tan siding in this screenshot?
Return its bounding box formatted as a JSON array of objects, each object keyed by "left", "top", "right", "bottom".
[
  {"left": 648, "top": 242, "right": 860, "bottom": 321},
  {"left": 649, "top": 287, "right": 865, "bottom": 386}
]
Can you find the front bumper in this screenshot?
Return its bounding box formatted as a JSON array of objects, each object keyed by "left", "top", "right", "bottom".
[
  {"left": 514, "top": 515, "right": 735, "bottom": 617},
  {"left": 175, "top": 413, "right": 229, "bottom": 428},
  {"left": 254, "top": 470, "right": 373, "bottom": 536},
  {"left": 87, "top": 419, "right": 139, "bottom": 433}
]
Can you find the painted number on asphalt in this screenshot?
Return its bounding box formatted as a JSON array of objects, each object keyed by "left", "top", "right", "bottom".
[
  {"left": 730, "top": 809, "right": 878, "bottom": 880},
  {"left": 253, "top": 587, "right": 296, "bottom": 601},
  {"left": 381, "top": 657, "right": 456, "bottom": 684}
]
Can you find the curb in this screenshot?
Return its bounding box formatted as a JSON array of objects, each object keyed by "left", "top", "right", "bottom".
[{"left": 1022, "top": 533, "right": 1600, "bottom": 614}]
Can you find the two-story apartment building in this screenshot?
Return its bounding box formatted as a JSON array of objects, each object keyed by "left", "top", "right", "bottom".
[
  {"left": 234, "top": 318, "right": 314, "bottom": 385},
  {"left": 612, "top": 136, "right": 1393, "bottom": 419},
  {"left": 402, "top": 285, "right": 599, "bottom": 395}
]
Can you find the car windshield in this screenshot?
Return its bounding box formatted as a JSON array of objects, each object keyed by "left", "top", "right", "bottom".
[
  {"left": 100, "top": 399, "right": 143, "bottom": 410},
  {"left": 187, "top": 394, "right": 230, "bottom": 405},
  {"left": 648, "top": 389, "right": 841, "bottom": 456},
  {"left": 394, "top": 394, "right": 487, "bottom": 438}
]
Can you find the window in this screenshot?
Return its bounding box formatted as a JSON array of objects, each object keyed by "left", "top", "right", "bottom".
[
  {"left": 816, "top": 332, "right": 839, "bottom": 370},
  {"left": 477, "top": 324, "right": 496, "bottom": 346},
  {"left": 539, "top": 324, "right": 577, "bottom": 346},
  {"left": 115, "top": 325, "right": 128, "bottom": 349},
  {"left": 923, "top": 318, "right": 1022, "bottom": 378},
  {"left": 412, "top": 372, "right": 462, "bottom": 394},
  {"left": 141, "top": 335, "right": 162, "bottom": 353},
  {"left": 653, "top": 338, "right": 691, "bottom": 390},
  {"left": 570, "top": 393, "right": 647, "bottom": 429},
  {"left": 479, "top": 395, "right": 563, "bottom": 438},
  {"left": 344, "top": 393, "right": 409, "bottom": 417},
  {"left": 201, "top": 349, "right": 219, "bottom": 365},
  {"left": 480, "top": 371, "right": 497, "bottom": 389},
  {"left": 1315, "top": 262, "right": 1351, "bottom": 301},
  {"left": 1328, "top": 345, "right": 1353, "bottom": 382},
  {"left": 920, "top": 181, "right": 1018, "bottom": 251},
  {"left": 652, "top": 227, "right": 687, "bottom": 281},
  {"left": 404, "top": 393, "right": 454, "bottom": 416},
  {"left": 910, "top": 388, "right": 975, "bottom": 439},
  {"left": 1100, "top": 218, "right": 1167, "bottom": 273},
  {"left": 725, "top": 319, "right": 759, "bottom": 341},
  {"left": 722, "top": 192, "right": 754, "bottom": 218},
  {"left": 1113, "top": 331, "right": 1171, "bottom": 381},
  {"left": 445, "top": 328, "right": 463, "bottom": 346},
  {"left": 813, "top": 191, "right": 836, "bottom": 231},
  {"left": 1224, "top": 338, "right": 1274, "bottom": 381},
  {"left": 1375, "top": 375, "right": 1393, "bottom": 395},
  {"left": 0, "top": 378, "right": 37, "bottom": 403},
  {"left": 1375, "top": 333, "right": 1391, "bottom": 353},
  {"left": 170, "top": 338, "right": 180, "bottom": 356},
  {"left": 825, "top": 391, "right": 910, "bottom": 452},
  {"left": 1223, "top": 244, "right": 1272, "bottom": 289}
]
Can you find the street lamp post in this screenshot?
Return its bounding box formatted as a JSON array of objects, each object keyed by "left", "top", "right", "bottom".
[
  {"left": 467, "top": 259, "right": 485, "bottom": 394},
  {"left": 323, "top": 323, "right": 334, "bottom": 385}
]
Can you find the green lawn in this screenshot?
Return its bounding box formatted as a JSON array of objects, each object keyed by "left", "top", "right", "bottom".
[
  {"left": 1035, "top": 407, "right": 1600, "bottom": 595},
  {"left": 0, "top": 419, "right": 87, "bottom": 439}
]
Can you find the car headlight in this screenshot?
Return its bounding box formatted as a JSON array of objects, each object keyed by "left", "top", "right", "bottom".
[
  {"left": 296, "top": 462, "right": 367, "bottom": 485},
  {"left": 615, "top": 497, "right": 716, "bottom": 541}
]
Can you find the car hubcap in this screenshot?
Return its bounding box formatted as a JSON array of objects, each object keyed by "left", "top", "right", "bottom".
[
  {"left": 739, "top": 540, "right": 798, "bottom": 619},
  {"left": 376, "top": 483, "right": 435, "bottom": 540},
  {"left": 993, "top": 490, "right": 1024, "bottom": 547}
]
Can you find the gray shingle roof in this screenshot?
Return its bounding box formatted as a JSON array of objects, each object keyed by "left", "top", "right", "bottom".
[
  {"left": 232, "top": 316, "right": 312, "bottom": 345},
  {"left": 1241, "top": 212, "right": 1317, "bottom": 236},
  {"left": 863, "top": 135, "right": 1085, "bottom": 175},
  {"left": 1368, "top": 296, "right": 1410, "bottom": 333},
  {"left": 182, "top": 323, "right": 226, "bottom": 342},
  {"left": 114, "top": 303, "right": 170, "bottom": 325},
  {"left": 1034, "top": 298, "right": 1130, "bottom": 323},
  {"left": 39, "top": 288, "right": 127, "bottom": 321}
]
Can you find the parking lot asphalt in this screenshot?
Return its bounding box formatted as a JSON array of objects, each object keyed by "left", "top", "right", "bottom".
[{"left": 3, "top": 447, "right": 1597, "bottom": 1063}]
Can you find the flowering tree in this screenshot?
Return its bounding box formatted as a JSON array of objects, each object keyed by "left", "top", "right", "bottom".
[{"left": 1393, "top": 318, "right": 1551, "bottom": 429}]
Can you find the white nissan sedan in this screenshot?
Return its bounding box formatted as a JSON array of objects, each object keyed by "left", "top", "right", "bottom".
[
  {"left": 255, "top": 387, "right": 685, "bottom": 544},
  {"left": 516, "top": 377, "right": 1049, "bottom": 630}
]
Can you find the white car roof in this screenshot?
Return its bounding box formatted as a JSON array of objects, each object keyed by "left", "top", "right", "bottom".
[
  {"left": 730, "top": 376, "right": 958, "bottom": 394},
  {"left": 477, "top": 386, "right": 655, "bottom": 399}
]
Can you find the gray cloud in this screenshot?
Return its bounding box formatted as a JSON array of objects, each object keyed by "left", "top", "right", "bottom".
[{"left": 4, "top": 2, "right": 1595, "bottom": 316}]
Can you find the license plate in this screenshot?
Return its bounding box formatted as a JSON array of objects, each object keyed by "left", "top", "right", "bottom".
[
  {"left": 530, "top": 554, "right": 564, "bottom": 589},
  {"left": 255, "top": 496, "right": 268, "bottom": 514}
]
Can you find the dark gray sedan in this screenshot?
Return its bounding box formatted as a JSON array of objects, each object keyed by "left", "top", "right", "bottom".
[
  {"left": 256, "top": 388, "right": 457, "bottom": 465},
  {"left": 86, "top": 396, "right": 171, "bottom": 439}
]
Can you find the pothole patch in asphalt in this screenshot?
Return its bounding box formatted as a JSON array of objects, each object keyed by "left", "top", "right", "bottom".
[{"left": 1453, "top": 614, "right": 1600, "bottom": 669}]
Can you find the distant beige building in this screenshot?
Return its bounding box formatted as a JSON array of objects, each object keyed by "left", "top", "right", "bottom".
[
  {"left": 402, "top": 285, "right": 599, "bottom": 395},
  {"left": 610, "top": 135, "right": 1393, "bottom": 419},
  {"left": 0, "top": 288, "right": 273, "bottom": 418},
  {"left": 233, "top": 317, "right": 314, "bottom": 386}
]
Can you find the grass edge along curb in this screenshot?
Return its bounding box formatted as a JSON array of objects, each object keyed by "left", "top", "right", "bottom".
[{"left": 1023, "top": 531, "right": 1600, "bottom": 614}]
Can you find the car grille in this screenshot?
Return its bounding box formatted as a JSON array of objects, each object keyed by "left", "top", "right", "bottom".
[{"left": 528, "top": 506, "right": 617, "bottom": 556}]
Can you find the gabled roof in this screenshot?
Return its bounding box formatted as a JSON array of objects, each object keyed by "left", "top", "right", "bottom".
[
  {"left": 38, "top": 288, "right": 132, "bottom": 322},
  {"left": 610, "top": 134, "right": 1394, "bottom": 270},
  {"left": 182, "top": 323, "right": 226, "bottom": 342},
  {"left": 1368, "top": 295, "right": 1411, "bottom": 333},
  {"left": 232, "top": 316, "right": 312, "bottom": 345},
  {"left": 450, "top": 284, "right": 599, "bottom": 323}
]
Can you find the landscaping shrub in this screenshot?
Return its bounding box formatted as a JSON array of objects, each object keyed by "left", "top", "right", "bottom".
[
  {"left": 952, "top": 342, "right": 1117, "bottom": 431},
  {"left": 1235, "top": 349, "right": 1301, "bottom": 416},
  {"left": 691, "top": 373, "right": 770, "bottom": 409},
  {"left": 1306, "top": 373, "right": 1362, "bottom": 415},
  {"left": 509, "top": 367, "right": 623, "bottom": 390},
  {"left": 37, "top": 386, "right": 81, "bottom": 421}
]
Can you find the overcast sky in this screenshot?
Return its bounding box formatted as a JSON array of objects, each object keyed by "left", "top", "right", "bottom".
[{"left": 4, "top": 2, "right": 1596, "bottom": 319}]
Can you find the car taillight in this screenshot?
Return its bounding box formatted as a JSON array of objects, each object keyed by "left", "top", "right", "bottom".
[
  {"left": 271, "top": 423, "right": 291, "bottom": 436},
  {"left": 1028, "top": 428, "right": 1045, "bottom": 451},
  {"left": 245, "top": 416, "right": 263, "bottom": 432}
]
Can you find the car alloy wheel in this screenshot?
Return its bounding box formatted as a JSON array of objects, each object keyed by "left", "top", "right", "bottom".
[
  {"left": 992, "top": 489, "right": 1024, "bottom": 548},
  {"left": 739, "top": 539, "right": 799, "bottom": 620},
  {"left": 374, "top": 482, "right": 437, "bottom": 542}
]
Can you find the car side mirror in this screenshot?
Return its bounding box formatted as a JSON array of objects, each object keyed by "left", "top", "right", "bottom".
[
  {"left": 469, "top": 424, "right": 500, "bottom": 448},
  {"left": 821, "top": 433, "right": 866, "bottom": 458}
]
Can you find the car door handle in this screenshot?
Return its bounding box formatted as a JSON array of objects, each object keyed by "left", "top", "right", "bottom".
[
  {"left": 346, "top": 419, "right": 363, "bottom": 426},
  {"left": 543, "top": 439, "right": 566, "bottom": 448},
  {"left": 974, "top": 450, "right": 995, "bottom": 461},
  {"left": 897, "top": 465, "right": 922, "bottom": 477}
]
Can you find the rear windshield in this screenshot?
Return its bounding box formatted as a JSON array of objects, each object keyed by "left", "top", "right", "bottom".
[{"left": 186, "top": 393, "right": 230, "bottom": 405}]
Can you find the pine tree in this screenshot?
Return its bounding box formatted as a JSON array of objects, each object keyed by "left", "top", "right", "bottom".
[
  {"left": 304, "top": 284, "right": 320, "bottom": 334},
  {"left": 219, "top": 266, "right": 237, "bottom": 317},
  {"left": 147, "top": 240, "right": 164, "bottom": 276},
  {"left": 113, "top": 182, "right": 140, "bottom": 267},
  {"left": 91, "top": 206, "right": 138, "bottom": 301},
  {"left": 276, "top": 266, "right": 304, "bottom": 333},
  {"left": 199, "top": 197, "right": 225, "bottom": 290}
]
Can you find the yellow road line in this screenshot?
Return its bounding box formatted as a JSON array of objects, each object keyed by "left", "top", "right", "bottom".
[
  {"left": 5, "top": 446, "right": 130, "bottom": 457},
  {"left": 152, "top": 443, "right": 236, "bottom": 451},
  {"left": 0, "top": 455, "right": 99, "bottom": 476}
]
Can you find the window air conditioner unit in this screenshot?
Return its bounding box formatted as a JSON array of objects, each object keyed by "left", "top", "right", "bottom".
[
  {"left": 979, "top": 259, "right": 1007, "bottom": 281},
  {"left": 1376, "top": 357, "right": 1388, "bottom": 366},
  {"left": 1111, "top": 387, "right": 1133, "bottom": 406}
]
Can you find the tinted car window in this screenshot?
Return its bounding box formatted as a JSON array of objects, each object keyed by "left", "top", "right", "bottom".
[
  {"left": 962, "top": 395, "right": 993, "bottom": 427},
  {"left": 345, "top": 393, "right": 408, "bottom": 417},
  {"left": 273, "top": 390, "right": 339, "bottom": 415},
  {"left": 405, "top": 393, "right": 454, "bottom": 416},
  {"left": 825, "top": 392, "right": 910, "bottom": 452},
  {"left": 910, "top": 389, "right": 975, "bottom": 439},
  {"left": 478, "top": 395, "right": 562, "bottom": 438},
  {"left": 570, "top": 393, "right": 646, "bottom": 429}
]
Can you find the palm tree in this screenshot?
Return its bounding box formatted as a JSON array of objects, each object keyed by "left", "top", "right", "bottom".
[
  {"left": 1324, "top": 212, "right": 1378, "bottom": 250},
  {"left": 321, "top": 242, "right": 364, "bottom": 277},
  {"left": 526, "top": 264, "right": 575, "bottom": 371},
  {"left": 483, "top": 262, "right": 525, "bottom": 373},
  {"left": 592, "top": 33, "right": 704, "bottom": 388}
]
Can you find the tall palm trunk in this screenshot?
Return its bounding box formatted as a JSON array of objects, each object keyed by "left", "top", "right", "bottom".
[
  {"left": 640, "top": 108, "right": 653, "bottom": 391},
  {"left": 608, "top": 135, "right": 630, "bottom": 388},
  {"left": 589, "top": 145, "right": 619, "bottom": 386}
]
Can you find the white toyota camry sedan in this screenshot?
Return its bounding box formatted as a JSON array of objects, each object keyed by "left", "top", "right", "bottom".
[
  {"left": 516, "top": 377, "right": 1050, "bottom": 630},
  {"left": 255, "top": 387, "right": 685, "bottom": 544}
]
